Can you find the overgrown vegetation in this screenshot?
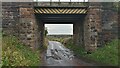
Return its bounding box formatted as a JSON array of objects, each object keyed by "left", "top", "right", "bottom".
[
  {"left": 65, "top": 38, "right": 119, "bottom": 66},
  {"left": 2, "top": 36, "right": 41, "bottom": 66},
  {"left": 48, "top": 37, "right": 64, "bottom": 43},
  {"left": 44, "top": 38, "right": 49, "bottom": 50},
  {"left": 64, "top": 38, "right": 87, "bottom": 57},
  {"left": 0, "top": 32, "right": 2, "bottom": 67},
  {"left": 85, "top": 39, "right": 119, "bottom": 66}
]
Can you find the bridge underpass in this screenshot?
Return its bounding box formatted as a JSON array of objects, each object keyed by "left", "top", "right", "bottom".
[
  {"left": 2, "top": 2, "right": 104, "bottom": 52},
  {"left": 34, "top": 6, "right": 87, "bottom": 49},
  {"left": 1, "top": 1, "right": 119, "bottom": 66}
]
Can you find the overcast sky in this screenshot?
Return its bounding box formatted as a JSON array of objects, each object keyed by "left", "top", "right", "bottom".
[{"left": 45, "top": 24, "right": 73, "bottom": 35}]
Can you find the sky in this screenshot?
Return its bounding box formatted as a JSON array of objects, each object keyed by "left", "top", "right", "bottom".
[{"left": 45, "top": 24, "right": 73, "bottom": 35}]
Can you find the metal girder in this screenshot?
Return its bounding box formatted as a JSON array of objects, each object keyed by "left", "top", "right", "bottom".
[
  {"left": 35, "top": 14, "right": 86, "bottom": 23},
  {"left": 34, "top": 7, "right": 88, "bottom": 14}
]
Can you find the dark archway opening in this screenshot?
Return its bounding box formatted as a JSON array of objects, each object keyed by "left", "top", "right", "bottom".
[{"left": 35, "top": 13, "right": 86, "bottom": 48}]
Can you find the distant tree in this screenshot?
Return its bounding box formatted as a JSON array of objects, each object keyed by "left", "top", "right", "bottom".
[{"left": 45, "top": 27, "right": 48, "bottom": 37}]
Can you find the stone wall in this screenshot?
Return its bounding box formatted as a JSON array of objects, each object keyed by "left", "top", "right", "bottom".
[
  {"left": 0, "top": 2, "right": 2, "bottom": 30},
  {"left": 84, "top": 2, "right": 118, "bottom": 52},
  {"left": 18, "top": 2, "right": 39, "bottom": 50},
  {"left": 2, "top": 2, "right": 40, "bottom": 50},
  {"left": 101, "top": 8, "right": 118, "bottom": 45},
  {"left": 2, "top": 2, "right": 19, "bottom": 36},
  {"left": 36, "top": 19, "right": 45, "bottom": 48},
  {"left": 84, "top": 2, "right": 102, "bottom": 52},
  {"left": 118, "top": 11, "right": 120, "bottom": 39},
  {"left": 73, "top": 21, "right": 84, "bottom": 46}
]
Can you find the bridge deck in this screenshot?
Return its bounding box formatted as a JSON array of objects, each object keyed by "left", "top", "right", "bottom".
[
  {"left": 34, "top": 2, "right": 89, "bottom": 7},
  {"left": 34, "top": 2, "right": 88, "bottom": 22},
  {"left": 34, "top": 7, "right": 88, "bottom": 14}
]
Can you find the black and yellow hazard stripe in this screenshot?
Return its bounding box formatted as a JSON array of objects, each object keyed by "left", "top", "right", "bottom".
[{"left": 34, "top": 8, "right": 87, "bottom": 14}]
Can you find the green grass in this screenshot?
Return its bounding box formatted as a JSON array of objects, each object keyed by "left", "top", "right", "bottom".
[
  {"left": 0, "top": 32, "right": 2, "bottom": 67},
  {"left": 2, "top": 36, "right": 41, "bottom": 66},
  {"left": 65, "top": 38, "right": 119, "bottom": 66},
  {"left": 48, "top": 37, "right": 65, "bottom": 43},
  {"left": 85, "top": 39, "right": 119, "bottom": 66},
  {"left": 65, "top": 39, "right": 87, "bottom": 57}
]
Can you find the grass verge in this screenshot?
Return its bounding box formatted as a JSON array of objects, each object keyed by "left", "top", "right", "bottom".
[
  {"left": 2, "top": 36, "right": 41, "bottom": 66},
  {"left": 65, "top": 38, "right": 119, "bottom": 66}
]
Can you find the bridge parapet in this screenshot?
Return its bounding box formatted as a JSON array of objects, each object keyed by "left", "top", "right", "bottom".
[
  {"left": 33, "top": 2, "right": 89, "bottom": 15},
  {"left": 34, "top": 2, "right": 89, "bottom": 7}
]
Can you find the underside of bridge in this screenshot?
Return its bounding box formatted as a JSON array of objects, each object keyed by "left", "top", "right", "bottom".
[
  {"left": 35, "top": 13, "right": 87, "bottom": 47},
  {"left": 34, "top": 6, "right": 88, "bottom": 49}
]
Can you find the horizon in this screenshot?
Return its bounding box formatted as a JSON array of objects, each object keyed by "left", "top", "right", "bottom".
[{"left": 45, "top": 24, "right": 73, "bottom": 35}]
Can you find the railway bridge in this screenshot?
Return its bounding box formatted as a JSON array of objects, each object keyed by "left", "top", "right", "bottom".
[{"left": 2, "top": 1, "right": 118, "bottom": 52}]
